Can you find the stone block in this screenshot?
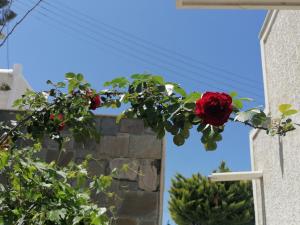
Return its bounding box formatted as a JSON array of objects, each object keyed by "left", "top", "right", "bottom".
[
  {"left": 74, "top": 139, "right": 99, "bottom": 158},
  {"left": 87, "top": 159, "right": 108, "bottom": 176},
  {"left": 110, "top": 158, "right": 139, "bottom": 181},
  {"left": 143, "top": 127, "right": 155, "bottom": 135},
  {"left": 99, "top": 117, "right": 119, "bottom": 135},
  {"left": 99, "top": 134, "right": 129, "bottom": 157},
  {"left": 119, "top": 180, "right": 139, "bottom": 191},
  {"left": 45, "top": 150, "right": 74, "bottom": 166},
  {"left": 120, "top": 118, "right": 144, "bottom": 134},
  {"left": 0, "top": 110, "right": 16, "bottom": 122},
  {"left": 42, "top": 138, "right": 59, "bottom": 150},
  {"left": 138, "top": 160, "right": 158, "bottom": 192},
  {"left": 114, "top": 218, "right": 137, "bottom": 225},
  {"left": 129, "top": 135, "right": 162, "bottom": 159},
  {"left": 117, "top": 191, "right": 158, "bottom": 218},
  {"left": 139, "top": 221, "right": 156, "bottom": 225}
]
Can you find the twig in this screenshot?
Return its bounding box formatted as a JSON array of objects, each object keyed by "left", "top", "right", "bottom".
[{"left": 0, "top": 0, "right": 44, "bottom": 48}]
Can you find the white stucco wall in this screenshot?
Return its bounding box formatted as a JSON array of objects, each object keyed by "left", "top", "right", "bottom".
[
  {"left": 251, "top": 10, "right": 300, "bottom": 225},
  {"left": 0, "top": 64, "right": 31, "bottom": 109}
]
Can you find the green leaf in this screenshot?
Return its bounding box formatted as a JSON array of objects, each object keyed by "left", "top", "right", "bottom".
[
  {"left": 56, "top": 82, "right": 66, "bottom": 88},
  {"left": 0, "top": 151, "right": 9, "bottom": 170},
  {"left": 213, "top": 133, "right": 222, "bottom": 142},
  {"left": 152, "top": 75, "right": 165, "bottom": 84},
  {"left": 239, "top": 97, "right": 253, "bottom": 102},
  {"left": 76, "top": 73, "right": 84, "bottom": 81},
  {"left": 73, "top": 216, "right": 83, "bottom": 224},
  {"left": 283, "top": 109, "right": 298, "bottom": 116},
  {"left": 204, "top": 141, "right": 217, "bottom": 151},
  {"left": 103, "top": 77, "right": 129, "bottom": 88},
  {"left": 173, "top": 85, "right": 187, "bottom": 97},
  {"left": 279, "top": 104, "right": 292, "bottom": 113},
  {"left": 181, "top": 129, "right": 190, "bottom": 139},
  {"left": 65, "top": 72, "right": 76, "bottom": 80},
  {"left": 173, "top": 134, "right": 185, "bottom": 146},
  {"left": 233, "top": 99, "right": 243, "bottom": 110},
  {"left": 184, "top": 92, "right": 201, "bottom": 103},
  {"left": 229, "top": 91, "right": 238, "bottom": 98},
  {"left": 48, "top": 210, "right": 61, "bottom": 222},
  {"left": 131, "top": 74, "right": 151, "bottom": 80}
]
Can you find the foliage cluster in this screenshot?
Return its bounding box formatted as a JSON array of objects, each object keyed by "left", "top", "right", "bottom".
[
  {"left": 102, "top": 74, "right": 298, "bottom": 150},
  {"left": 0, "top": 74, "right": 112, "bottom": 224},
  {"left": 0, "top": 73, "right": 297, "bottom": 224},
  {"left": 168, "top": 162, "right": 254, "bottom": 225}
]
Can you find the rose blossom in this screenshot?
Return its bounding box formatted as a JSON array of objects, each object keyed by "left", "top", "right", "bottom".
[
  {"left": 89, "top": 95, "right": 101, "bottom": 110},
  {"left": 57, "top": 113, "right": 64, "bottom": 121},
  {"left": 195, "top": 92, "right": 233, "bottom": 126},
  {"left": 49, "top": 113, "right": 65, "bottom": 131},
  {"left": 49, "top": 114, "right": 55, "bottom": 120}
]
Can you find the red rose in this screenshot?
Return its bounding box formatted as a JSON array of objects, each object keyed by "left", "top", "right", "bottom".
[
  {"left": 49, "top": 113, "right": 65, "bottom": 131},
  {"left": 89, "top": 95, "right": 101, "bottom": 110},
  {"left": 49, "top": 114, "right": 55, "bottom": 120},
  {"left": 195, "top": 92, "right": 233, "bottom": 126},
  {"left": 57, "top": 113, "right": 64, "bottom": 121}
]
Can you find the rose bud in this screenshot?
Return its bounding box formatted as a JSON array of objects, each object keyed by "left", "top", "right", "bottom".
[
  {"left": 89, "top": 95, "right": 101, "bottom": 110},
  {"left": 195, "top": 92, "right": 233, "bottom": 126}
]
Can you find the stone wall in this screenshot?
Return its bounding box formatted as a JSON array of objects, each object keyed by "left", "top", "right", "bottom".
[
  {"left": 251, "top": 10, "right": 300, "bottom": 225},
  {"left": 0, "top": 110, "right": 165, "bottom": 225}
]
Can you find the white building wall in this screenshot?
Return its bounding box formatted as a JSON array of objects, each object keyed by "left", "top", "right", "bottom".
[
  {"left": 0, "top": 64, "right": 31, "bottom": 109},
  {"left": 251, "top": 10, "right": 300, "bottom": 225}
]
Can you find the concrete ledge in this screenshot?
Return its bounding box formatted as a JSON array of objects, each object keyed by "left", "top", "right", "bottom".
[
  {"left": 209, "top": 171, "right": 263, "bottom": 181},
  {"left": 176, "top": 0, "right": 300, "bottom": 9}
]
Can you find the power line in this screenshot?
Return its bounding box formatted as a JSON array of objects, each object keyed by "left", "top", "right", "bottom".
[
  {"left": 45, "top": 0, "right": 261, "bottom": 86},
  {"left": 12, "top": 2, "right": 226, "bottom": 93},
  {"left": 13, "top": 0, "right": 262, "bottom": 102},
  {"left": 0, "top": 0, "right": 44, "bottom": 48},
  {"left": 15, "top": 0, "right": 263, "bottom": 99}
]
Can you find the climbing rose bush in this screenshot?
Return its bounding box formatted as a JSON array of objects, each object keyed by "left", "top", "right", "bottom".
[
  {"left": 0, "top": 73, "right": 114, "bottom": 224},
  {"left": 101, "top": 74, "right": 298, "bottom": 150},
  {"left": 0, "top": 72, "right": 297, "bottom": 224},
  {"left": 195, "top": 92, "right": 233, "bottom": 126}
]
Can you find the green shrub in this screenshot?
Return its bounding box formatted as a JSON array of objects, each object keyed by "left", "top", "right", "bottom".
[{"left": 169, "top": 162, "right": 254, "bottom": 225}]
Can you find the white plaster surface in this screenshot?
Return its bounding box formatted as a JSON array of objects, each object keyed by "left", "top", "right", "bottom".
[
  {"left": 252, "top": 10, "right": 300, "bottom": 225},
  {"left": 0, "top": 64, "right": 31, "bottom": 109}
]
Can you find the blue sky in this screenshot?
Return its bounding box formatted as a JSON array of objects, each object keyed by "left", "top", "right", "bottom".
[{"left": 0, "top": 1, "right": 267, "bottom": 224}]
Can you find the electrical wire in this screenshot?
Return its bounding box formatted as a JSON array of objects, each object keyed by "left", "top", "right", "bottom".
[
  {"left": 13, "top": 1, "right": 264, "bottom": 100},
  {"left": 45, "top": 0, "right": 261, "bottom": 86}
]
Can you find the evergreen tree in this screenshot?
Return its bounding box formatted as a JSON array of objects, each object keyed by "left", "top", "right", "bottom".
[{"left": 169, "top": 161, "right": 254, "bottom": 225}]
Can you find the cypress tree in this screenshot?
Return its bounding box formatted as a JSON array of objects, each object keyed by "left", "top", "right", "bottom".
[{"left": 169, "top": 161, "right": 254, "bottom": 225}]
